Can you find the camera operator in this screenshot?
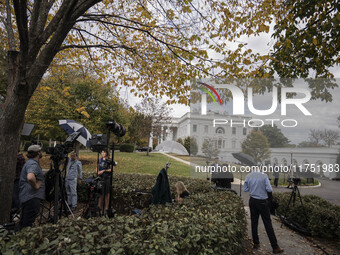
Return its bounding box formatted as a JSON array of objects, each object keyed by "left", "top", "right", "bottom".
[
  {"left": 97, "top": 149, "right": 113, "bottom": 214},
  {"left": 65, "top": 152, "right": 82, "bottom": 211},
  {"left": 18, "top": 145, "right": 45, "bottom": 229}
]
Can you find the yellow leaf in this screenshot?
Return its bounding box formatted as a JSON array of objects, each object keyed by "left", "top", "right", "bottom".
[{"left": 312, "top": 38, "right": 318, "bottom": 46}]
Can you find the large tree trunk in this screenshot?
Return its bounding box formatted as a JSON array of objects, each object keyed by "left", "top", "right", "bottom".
[
  {"left": 0, "top": 52, "right": 32, "bottom": 223},
  {"left": 0, "top": 0, "right": 103, "bottom": 224}
]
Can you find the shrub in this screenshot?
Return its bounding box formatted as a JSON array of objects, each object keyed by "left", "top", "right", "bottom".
[
  {"left": 274, "top": 193, "right": 340, "bottom": 239},
  {"left": 183, "top": 136, "right": 198, "bottom": 156},
  {"left": 190, "top": 137, "right": 198, "bottom": 156},
  {"left": 119, "top": 143, "right": 134, "bottom": 152},
  {"left": 176, "top": 138, "right": 184, "bottom": 145},
  {"left": 1, "top": 174, "right": 247, "bottom": 254}
]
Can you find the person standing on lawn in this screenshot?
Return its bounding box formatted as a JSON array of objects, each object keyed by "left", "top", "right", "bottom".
[{"left": 65, "top": 152, "right": 82, "bottom": 211}]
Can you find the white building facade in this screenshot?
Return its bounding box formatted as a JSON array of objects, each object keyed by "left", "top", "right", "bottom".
[
  {"left": 162, "top": 111, "right": 252, "bottom": 162},
  {"left": 160, "top": 112, "right": 339, "bottom": 179},
  {"left": 268, "top": 147, "right": 339, "bottom": 179}
]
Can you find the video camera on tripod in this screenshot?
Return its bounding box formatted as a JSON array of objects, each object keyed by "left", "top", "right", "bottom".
[
  {"left": 46, "top": 132, "right": 80, "bottom": 161},
  {"left": 289, "top": 177, "right": 301, "bottom": 186},
  {"left": 43, "top": 132, "right": 80, "bottom": 224}
]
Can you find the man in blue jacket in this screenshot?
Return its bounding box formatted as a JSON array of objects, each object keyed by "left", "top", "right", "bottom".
[{"left": 244, "top": 170, "right": 284, "bottom": 254}]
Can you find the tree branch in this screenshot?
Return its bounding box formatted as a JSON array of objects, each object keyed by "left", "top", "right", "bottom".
[
  {"left": 76, "top": 29, "right": 98, "bottom": 68},
  {"left": 29, "top": 0, "right": 55, "bottom": 47},
  {"left": 60, "top": 44, "right": 130, "bottom": 50},
  {"left": 4, "top": 0, "right": 16, "bottom": 50},
  {"left": 13, "top": 0, "right": 29, "bottom": 78},
  {"left": 81, "top": 13, "right": 155, "bottom": 29},
  {"left": 28, "top": 0, "right": 77, "bottom": 64},
  {"left": 28, "top": 0, "right": 42, "bottom": 40},
  {"left": 71, "top": 27, "right": 113, "bottom": 46}
]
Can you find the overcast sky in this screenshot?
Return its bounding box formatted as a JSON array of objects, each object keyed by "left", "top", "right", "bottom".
[
  {"left": 196, "top": 79, "right": 340, "bottom": 144},
  {"left": 119, "top": 20, "right": 340, "bottom": 144}
]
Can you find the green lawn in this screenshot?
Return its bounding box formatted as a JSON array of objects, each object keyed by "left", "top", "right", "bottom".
[
  {"left": 78, "top": 151, "right": 190, "bottom": 177},
  {"left": 40, "top": 151, "right": 319, "bottom": 185}
]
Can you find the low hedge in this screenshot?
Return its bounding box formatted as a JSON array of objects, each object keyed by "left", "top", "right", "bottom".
[
  {"left": 119, "top": 143, "right": 134, "bottom": 152},
  {"left": 274, "top": 193, "right": 340, "bottom": 239},
  {"left": 1, "top": 174, "right": 247, "bottom": 254},
  {"left": 78, "top": 173, "right": 213, "bottom": 214}
]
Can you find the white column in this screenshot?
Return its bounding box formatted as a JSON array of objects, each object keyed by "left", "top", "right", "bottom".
[{"left": 149, "top": 132, "right": 153, "bottom": 147}]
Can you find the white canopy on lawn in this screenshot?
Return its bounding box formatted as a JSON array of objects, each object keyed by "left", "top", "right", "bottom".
[{"left": 155, "top": 140, "right": 189, "bottom": 156}]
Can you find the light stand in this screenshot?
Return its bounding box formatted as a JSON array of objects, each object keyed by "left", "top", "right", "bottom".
[{"left": 106, "top": 138, "right": 116, "bottom": 218}]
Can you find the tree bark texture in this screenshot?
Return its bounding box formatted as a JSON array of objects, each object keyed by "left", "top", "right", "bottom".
[{"left": 0, "top": 0, "right": 101, "bottom": 224}]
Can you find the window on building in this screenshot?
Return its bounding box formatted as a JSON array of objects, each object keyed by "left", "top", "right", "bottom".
[
  {"left": 216, "top": 127, "right": 225, "bottom": 134},
  {"left": 232, "top": 127, "right": 236, "bottom": 135},
  {"left": 193, "top": 124, "right": 197, "bottom": 132},
  {"left": 223, "top": 140, "right": 225, "bottom": 148},
  {"left": 204, "top": 125, "right": 208, "bottom": 133},
  {"left": 232, "top": 140, "right": 236, "bottom": 148},
  {"left": 243, "top": 128, "right": 247, "bottom": 135},
  {"left": 218, "top": 139, "right": 222, "bottom": 149}
]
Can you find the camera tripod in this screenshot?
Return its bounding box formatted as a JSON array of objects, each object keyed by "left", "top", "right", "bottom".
[
  {"left": 39, "top": 156, "right": 74, "bottom": 225},
  {"left": 280, "top": 181, "right": 308, "bottom": 234}
]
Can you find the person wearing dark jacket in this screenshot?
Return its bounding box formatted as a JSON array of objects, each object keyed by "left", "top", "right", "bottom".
[
  {"left": 152, "top": 168, "right": 172, "bottom": 204},
  {"left": 97, "top": 149, "right": 113, "bottom": 213}
]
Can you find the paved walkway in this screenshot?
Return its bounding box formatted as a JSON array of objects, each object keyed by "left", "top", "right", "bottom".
[
  {"left": 235, "top": 184, "right": 340, "bottom": 255},
  {"left": 241, "top": 206, "right": 327, "bottom": 255},
  {"left": 160, "top": 152, "right": 191, "bottom": 165}
]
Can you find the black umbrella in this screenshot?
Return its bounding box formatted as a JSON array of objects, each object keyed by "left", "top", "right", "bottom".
[{"left": 232, "top": 152, "right": 256, "bottom": 166}]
